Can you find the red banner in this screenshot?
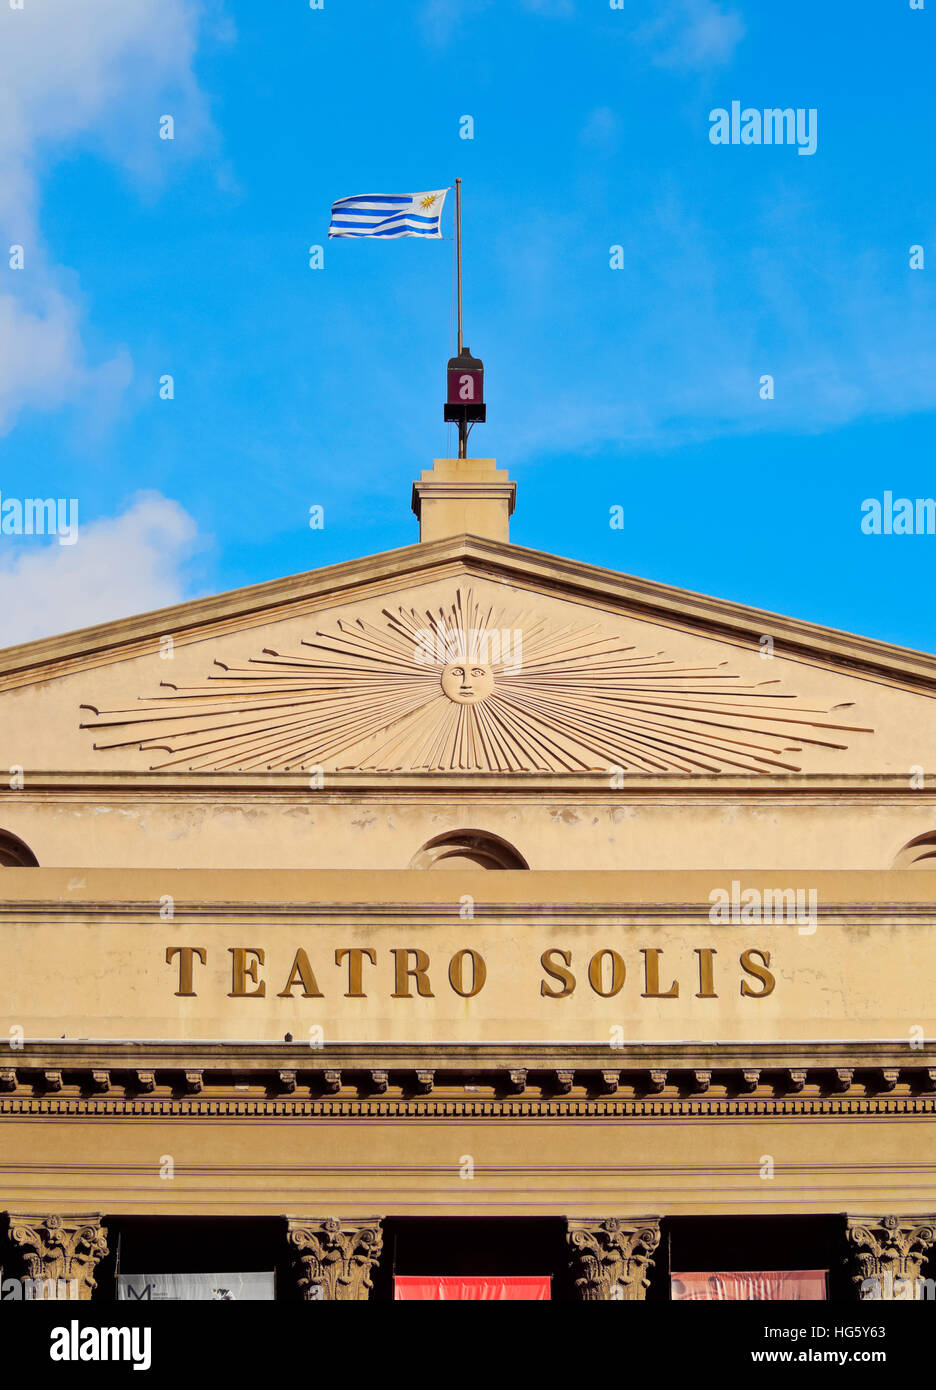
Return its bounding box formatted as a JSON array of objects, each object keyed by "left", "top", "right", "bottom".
[
  {"left": 671, "top": 1270, "right": 827, "bottom": 1301},
  {"left": 394, "top": 1276, "right": 551, "bottom": 1301}
]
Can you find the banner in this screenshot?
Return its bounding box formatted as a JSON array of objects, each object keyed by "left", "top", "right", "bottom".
[
  {"left": 117, "top": 1272, "right": 275, "bottom": 1301},
  {"left": 395, "top": 1276, "right": 550, "bottom": 1300},
  {"left": 671, "top": 1270, "right": 826, "bottom": 1301}
]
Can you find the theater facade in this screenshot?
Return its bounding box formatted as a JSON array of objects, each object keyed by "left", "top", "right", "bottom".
[{"left": 1, "top": 455, "right": 936, "bottom": 1301}]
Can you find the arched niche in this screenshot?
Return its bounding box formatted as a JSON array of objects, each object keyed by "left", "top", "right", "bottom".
[
  {"left": 409, "top": 830, "right": 529, "bottom": 871},
  {"left": 0, "top": 830, "right": 39, "bottom": 867},
  {"left": 893, "top": 832, "right": 936, "bottom": 869}
]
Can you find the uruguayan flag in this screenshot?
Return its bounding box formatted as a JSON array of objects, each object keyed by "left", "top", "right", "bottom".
[{"left": 329, "top": 189, "right": 449, "bottom": 239}]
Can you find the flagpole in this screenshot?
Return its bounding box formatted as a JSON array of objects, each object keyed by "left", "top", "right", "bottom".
[
  {"left": 443, "top": 180, "right": 484, "bottom": 460},
  {"left": 454, "top": 178, "right": 467, "bottom": 456},
  {"left": 455, "top": 177, "right": 463, "bottom": 356}
]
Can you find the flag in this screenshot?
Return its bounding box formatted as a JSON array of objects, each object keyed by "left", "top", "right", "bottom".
[{"left": 328, "top": 189, "right": 449, "bottom": 239}]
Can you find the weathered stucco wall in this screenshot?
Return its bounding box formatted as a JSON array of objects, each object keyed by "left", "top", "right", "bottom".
[{"left": 1, "top": 790, "right": 934, "bottom": 870}]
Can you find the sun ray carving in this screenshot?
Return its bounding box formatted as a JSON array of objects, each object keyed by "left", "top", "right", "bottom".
[{"left": 80, "top": 588, "right": 872, "bottom": 774}]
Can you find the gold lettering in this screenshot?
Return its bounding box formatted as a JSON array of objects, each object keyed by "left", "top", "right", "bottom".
[
  {"left": 695, "top": 947, "right": 718, "bottom": 998},
  {"left": 540, "top": 948, "right": 575, "bottom": 998},
  {"left": 277, "top": 948, "right": 323, "bottom": 998},
  {"left": 641, "top": 948, "right": 679, "bottom": 999},
  {"left": 228, "top": 947, "right": 266, "bottom": 998},
  {"left": 391, "top": 948, "right": 434, "bottom": 998},
  {"left": 166, "top": 946, "right": 206, "bottom": 997},
  {"left": 335, "top": 947, "right": 377, "bottom": 998},
  {"left": 587, "top": 949, "right": 625, "bottom": 998},
  {"left": 740, "top": 948, "right": 775, "bottom": 998},
  {"left": 448, "top": 948, "right": 487, "bottom": 998}
]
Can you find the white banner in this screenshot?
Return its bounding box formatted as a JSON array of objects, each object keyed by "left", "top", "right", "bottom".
[
  {"left": 117, "top": 1272, "right": 275, "bottom": 1301},
  {"left": 671, "top": 1270, "right": 827, "bottom": 1301}
]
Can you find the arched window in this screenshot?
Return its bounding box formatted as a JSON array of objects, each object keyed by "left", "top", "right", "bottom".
[
  {"left": 409, "top": 830, "right": 529, "bottom": 871},
  {"left": 893, "top": 832, "right": 936, "bottom": 869},
  {"left": 0, "top": 830, "right": 39, "bottom": 867},
  {"left": 890, "top": 834, "right": 934, "bottom": 867}
]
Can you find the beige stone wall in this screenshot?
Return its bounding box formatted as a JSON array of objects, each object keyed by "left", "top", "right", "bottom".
[
  {"left": 1, "top": 789, "right": 934, "bottom": 871},
  {"left": 2, "top": 570, "right": 933, "bottom": 872},
  {"left": 3, "top": 868, "right": 935, "bottom": 1044},
  {"left": 2, "top": 1105, "right": 933, "bottom": 1219},
  {"left": 1, "top": 530, "right": 935, "bottom": 1234}
]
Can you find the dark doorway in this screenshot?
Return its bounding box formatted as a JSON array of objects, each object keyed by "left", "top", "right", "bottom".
[
  {"left": 97, "top": 1216, "right": 291, "bottom": 1301},
  {"left": 655, "top": 1215, "right": 847, "bottom": 1301},
  {"left": 374, "top": 1218, "right": 571, "bottom": 1300}
]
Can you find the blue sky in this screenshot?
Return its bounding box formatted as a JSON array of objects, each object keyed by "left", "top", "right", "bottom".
[{"left": 0, "top": 0, "right": 934, "bottom": 651}]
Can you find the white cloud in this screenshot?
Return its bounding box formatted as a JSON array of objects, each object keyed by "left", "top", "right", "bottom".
[
  {"left": 0, "top": 493, "right": 207, "bottom": 645},
  {"left": 636, "top": 0, "right": 744, "bottom": 71},
  {"left": 0, "top": 0, "right": 217, "bottom": 433},
  {"left": 0, "top": 285, "right": 133, "bottom": 433},
  {"left": 419, "top": 0, "right": 491, "bottom": 47},
  {"left": 489, "top": 192, "right": 936, "bottom": 459}
]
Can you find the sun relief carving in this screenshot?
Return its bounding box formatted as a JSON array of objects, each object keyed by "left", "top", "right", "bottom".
[
  {"left": 80, "top": 587, "right": 872, "bottom": 774},
  {"left": 440, "top": 661, "right": 494, "bottom": 705}
]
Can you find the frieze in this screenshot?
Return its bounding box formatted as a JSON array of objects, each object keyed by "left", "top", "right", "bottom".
[{"left": 3, "top": 1094, "right": 936, "bottom": 1120}]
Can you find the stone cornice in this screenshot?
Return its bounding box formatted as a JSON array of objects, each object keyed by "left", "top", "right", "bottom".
[
  {"left": 5, "top": 901, "right": 936, "bottom": 930},
  {"left": 7, "top": 1039, "right": 936, "bottom": 1067},
  {"left": 3, "top": 772, "right": 933, "bottom": 798},
  {"left": 4, "top": 1045, "right": 936, "bottom": 1119},
  {"left": 0, "top": 534, "right": 933, "bottom": 694},
  {"left": 411, "top": 479, "right": 516, "bottom": 508},
  {"left": 2, "top": 1042, "right": 936, "bottom": 1113},
  {"left": 0, "top": 539, "right": 468, "bottom": 688}
]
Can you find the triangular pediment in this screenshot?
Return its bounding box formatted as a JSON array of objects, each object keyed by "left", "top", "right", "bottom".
[{"left": 1, "top": 535, "right": 934, "bottom": 782}]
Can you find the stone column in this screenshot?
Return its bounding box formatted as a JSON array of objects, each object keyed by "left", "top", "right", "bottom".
[
  {"left": 286, "top": 1217, "right": 383, "bottom": 1301},
  {"left": 847, "top": 1215, "right": 936, "bottom": 1300},
  {"left": 5, "top": 1214, "right": 108, "bottom": 1300},
  {"left": 566, "top": 1217, "right": 662, "bottom": 1300}
]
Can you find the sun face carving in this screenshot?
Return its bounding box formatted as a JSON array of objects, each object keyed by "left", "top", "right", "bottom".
[
  {"left": 80, "top": 587, "right": 872, "bottom": 775},
  {"left": 440, "top": 662, "right": 494, "bottom": 705}
]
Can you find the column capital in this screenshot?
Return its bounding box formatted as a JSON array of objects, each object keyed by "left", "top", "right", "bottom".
[
  {"left": 566, "top": 1216, "right": 662, "bottom": 1300},
  {"left": 5, "top": 1213, "right": 108, "bottom": 1300},
  {"left": 286, "top": 1217, "right": 383, "bottom": 1301},
  {"left": 846, "top": 1214, "right": 936, "bottom": 1299}
]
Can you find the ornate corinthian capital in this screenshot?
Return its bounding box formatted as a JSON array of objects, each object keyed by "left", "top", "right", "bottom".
[
  {"left": 286, "top": 1217, "right": 383, "bottom": 1301},
  {"left": 566, "top": 1217, "right": 661, "bottom": 1300},
  {"left": 847, "top": 1215, "right": 936, "bottom": 1300},
  {"left": 6, "top": 1213, "right": 108, "bottom": 1300}
]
